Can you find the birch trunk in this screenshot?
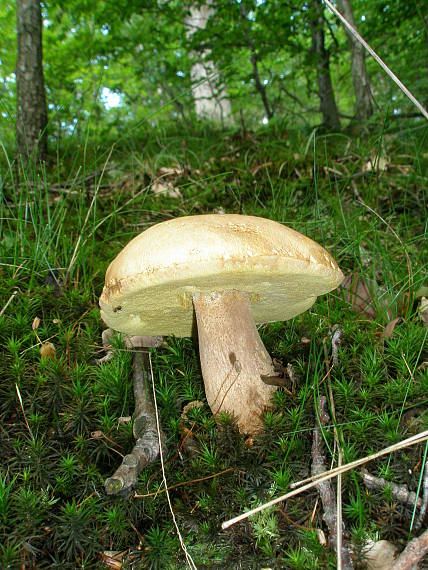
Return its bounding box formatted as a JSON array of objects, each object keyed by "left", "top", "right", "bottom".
[{"left": 185, "top": 3, "right": 232, "bottom": 124}]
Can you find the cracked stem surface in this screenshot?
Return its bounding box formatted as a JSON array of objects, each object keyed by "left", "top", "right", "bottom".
[{"left": 192, "top": 290, "right": 277, "bottom": 435}]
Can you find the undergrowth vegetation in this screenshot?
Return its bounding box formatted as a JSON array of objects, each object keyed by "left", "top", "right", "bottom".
[{"left": 0, "top": 120, "right": 427, "bottom": 568}]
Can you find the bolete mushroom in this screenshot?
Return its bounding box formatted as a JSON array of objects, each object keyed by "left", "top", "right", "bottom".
[{"left": 100, "top": 214, "right": 343, "bottom": 434}]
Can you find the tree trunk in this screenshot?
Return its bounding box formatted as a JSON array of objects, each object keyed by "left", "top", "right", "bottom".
[
  {"left": 309, "top": 0, "right": 341, "bottom": 130},
  {"left": 336, "top": 0, "right": 373, "bottom": 123},
  {"left": 185, "top": 3, "right": 233, "bottom": 124},
  {"left": 16, "top": 0, "right": 48, "bottom": 163},
  {"left": 239, "top": 1, "right": 273, "bottom": 120}
]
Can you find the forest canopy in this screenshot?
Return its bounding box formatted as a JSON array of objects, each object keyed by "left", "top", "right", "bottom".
[{"left": 1, "top": 0, "right": 427, "bottom": 154}]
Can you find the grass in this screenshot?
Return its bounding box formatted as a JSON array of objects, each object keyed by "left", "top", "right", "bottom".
[{"left": 0, "top": 119, "right": 427, "bottom": 568}]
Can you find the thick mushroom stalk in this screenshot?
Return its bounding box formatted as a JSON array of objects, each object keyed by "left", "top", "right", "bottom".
[{"left": 193, "top": 290, "right": 277, "bottom": 434}]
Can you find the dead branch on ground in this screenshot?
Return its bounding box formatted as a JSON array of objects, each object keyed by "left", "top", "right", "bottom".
[
  {"left": 390, "top": 528, "right": 428, "bottom": 570},
  {"left": 312, "top": 396, "right": 354, "bottom": 569}
]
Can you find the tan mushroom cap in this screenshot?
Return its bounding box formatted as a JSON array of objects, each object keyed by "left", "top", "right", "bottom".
[{"left": 100, "top": 214, "right": 343, "bottom": 337}]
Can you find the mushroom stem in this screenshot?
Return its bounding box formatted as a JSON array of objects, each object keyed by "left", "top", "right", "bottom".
[{"left": 192, "top": 290, "right": 278, "bottom": 434}]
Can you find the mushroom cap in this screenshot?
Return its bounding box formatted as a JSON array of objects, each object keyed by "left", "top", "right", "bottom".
[{"left": 100, "top": 214, "right": 343, "bottom": 337}]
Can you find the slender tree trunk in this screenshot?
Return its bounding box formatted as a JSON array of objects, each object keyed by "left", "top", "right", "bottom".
[
  {"left": 239, "top": 1, "right": 273, "bottom": 119},
  {"left": 336, "top": 0, "right": 373, "bottom": 123},
  {"left": 309, "top": 0, "right": 341, "bottom": 130},
  {"left": 185, "top": 2, "right": 233, "bottom": 124},
  {"left": 16, "top": 0, "right": 48, "bottom": 163}
]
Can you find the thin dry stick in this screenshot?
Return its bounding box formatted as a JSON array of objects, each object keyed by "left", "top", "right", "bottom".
[
  {"left": 326, "top": 328, "right": 345, "bottom": 569},
  {"left": 221, "top": 430, "right": 428, "bottom": 530},
  {"left": 134, "top": 468, "right": 235, "bottom": 499},
  {"left": 390, "top": 528, "right": 428, "bottom": 570},
  {"left": 312, "top": 396, "right": 353, "bottom": 570},
  {"left": 104, "top": 351, "right": 163, "bottom": 496},
  {"left": 323, "top": 0, "right": 428, "bottom": 120},
  {"left": 360, "top": 469, "right": 422, "bottom": 509},
  {"left": 330, "top": 326, "right": 343, "bottom": 368},
  {"left": 148, "top": 353, "right": 198, "bottom": 570}
]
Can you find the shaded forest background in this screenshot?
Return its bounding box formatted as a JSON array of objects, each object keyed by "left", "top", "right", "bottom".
[{"left": 1, "top": 0, "right": 427, "bottom": 158}]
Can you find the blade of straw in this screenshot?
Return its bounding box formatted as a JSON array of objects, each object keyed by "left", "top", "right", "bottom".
[{"left": 222, "top": 430, "right": 428, "bottom": 530}]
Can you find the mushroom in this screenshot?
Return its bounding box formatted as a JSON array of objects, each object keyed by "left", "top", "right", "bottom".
[{"left": 99, "top": 214, "right": 343, "bottom": 435}]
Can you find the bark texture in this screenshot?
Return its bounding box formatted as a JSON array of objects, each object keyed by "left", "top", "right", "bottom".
[
  {"left": 310, "top": 0, "right": 341, "bottom": 130},
  {"left": 336, "top": 0, "right": 373, "bottom": 123},
  {"left": 185, "top": 3, "right": 232, "bottom": 124},
  {"left": 193, "top": 290, "right": 277, "bottom": 435},
  {"left": 390, "top": 528, "right": 428, "bottom": 570},
  {"left": 312, "top": 396, "right": 354, "bottom": 569},
  {"left": 16, "top": 0, "right": 48, "bottom": 163},
  {"left": 104, "top": 351, "right": 164, "bottom": 496}
]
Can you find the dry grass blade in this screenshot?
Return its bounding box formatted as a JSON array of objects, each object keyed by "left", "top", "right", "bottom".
[
  {"left": 221, "top": 431, "right": 428, "bottom": 530},
  {"left": 0, "top": 290, "right": 18, "bottom": 316},
  {"left": 148, "top": 353, "right": 198, "bottom": 570}
]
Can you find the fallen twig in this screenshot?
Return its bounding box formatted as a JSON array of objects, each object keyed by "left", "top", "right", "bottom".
[
  {"left": 330, "top": 325, "right": 343, "bottom": 368},
  {"left": 414, "top": 459, "right": 428, "bottom": 531},
  {"left": 360, "top": 468, "right": 422, "bottom": 509},
  {"left": 390, "top": 528, "right": 428, "bottom": 570},
  {"left": 105, "top": 350, "right": 165, "bottom": 496},
  {"left": 312, "top": 396, "right": 353, "bottom": 569}
]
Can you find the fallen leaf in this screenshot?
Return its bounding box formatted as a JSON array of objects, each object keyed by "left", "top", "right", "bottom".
[
  {"left": 415, "top": 285, "right": 428, "bottom": 299},
  {"left": 91, "top": 430, "right": 104, "bottom": 439},
  {"left": 102, "top": 551, "right": 124, "bottom": 569},
  {"left": 316, "top": 528, "right": 327, "bottom": 547},
  {"left": 151, "top": 179, "right": 182, "bottom": 199},
  {"left": 157, "top": 166, "right": 183, "bottom": 178},
  {"left": 40, "top": 342, "right": 56, "bottom": 359},
  {"left": 250, "top": 161, "right": 273, "bottom": 176},
  {"left": 363, "top": 539, "right": 396, "bottom": 570},
  {"left": 419, "top": 297, "right": 428, "bottom": 327},
  {"left": 381, "top": 317, "right": 402, "bottom": 340},
  {"left": 362, "top": 154, "right": 389, "bottom": 173},
  {"left": 117, "top": 416, "right": 132, "bottom": 424},
  {"left": 341, "top": 273, "right": 390, "bottom": 320}
]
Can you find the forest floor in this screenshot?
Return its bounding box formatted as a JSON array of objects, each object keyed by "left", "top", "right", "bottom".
[{"left": 0, "top": 120, "right": 427, "bottom": 569}]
